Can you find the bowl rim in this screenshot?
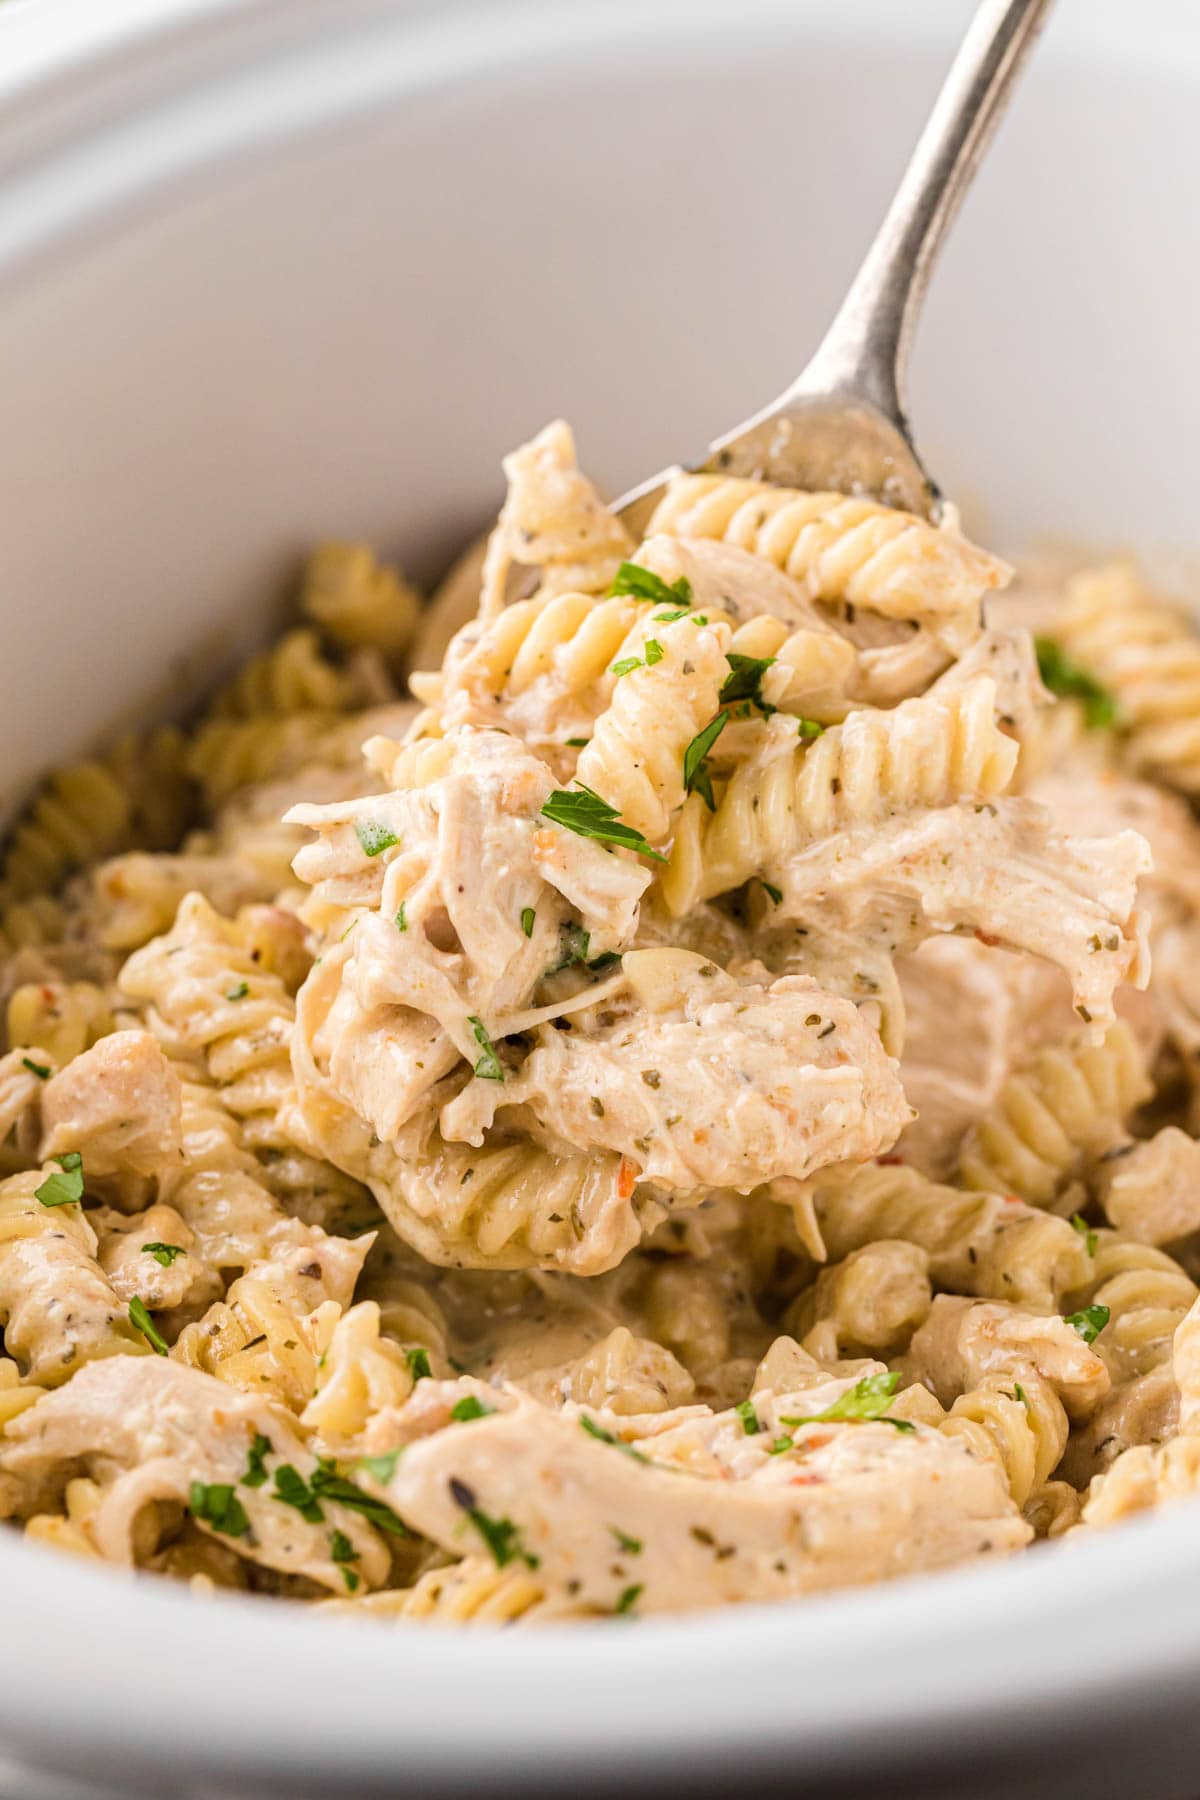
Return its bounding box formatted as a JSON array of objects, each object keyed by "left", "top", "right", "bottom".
[{"left": 2, "top": 0, "right": 1200, "bottom": 1785}]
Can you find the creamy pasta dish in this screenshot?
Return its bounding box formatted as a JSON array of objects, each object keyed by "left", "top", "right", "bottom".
[{"left": 3, "top": 420, "right": 1200, "bottom": 1621}]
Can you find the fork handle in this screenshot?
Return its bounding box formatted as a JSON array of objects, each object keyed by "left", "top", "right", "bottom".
[{"left": 790, "top": 0, "right": 1053, "bottom": 420}]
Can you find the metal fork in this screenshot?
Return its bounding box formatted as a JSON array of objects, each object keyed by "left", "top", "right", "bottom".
[{"left": 614, "top": 0, "right": 1053, "bottom": 533}]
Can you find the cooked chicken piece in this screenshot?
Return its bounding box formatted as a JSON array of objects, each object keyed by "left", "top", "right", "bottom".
[
  {"left": 1094, "top": 1129, "right": 1200, "bottom": 1247},
  {"left": 906, "top": 1295, "right": 1110, "bottom": 1418},
  {"left": 287, "top": 728, "right": 652, "bottom": 1145},
  {"left": 633, "top": 533, "right": 842, "bottom": 630},
  {"left": 362, "top": 1375, "right": 1027, "bottom": 1614},
  {"left": 39, "top": 1031, "right": 182, "bottom": 1183},
  {"left": 94, "top": 1202, "right": 221, "bottom": 1314},
  {"left": 0, "top": 1358, "right": 390, "bottom": 1591},
  {"left": 479, "top": 419, "right": 633, "bottom": 618},
  {"left": 441, "top": 951, "right": 910, "bottom": 1195},
  {"left": 774, "top": 799, "right": 1149, "bottom": 1034}
]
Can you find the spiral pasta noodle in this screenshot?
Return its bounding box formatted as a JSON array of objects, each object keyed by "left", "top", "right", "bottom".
[
  {"left": 662, "top": 677, "right": 1018, "bottom": 912},
  {"left": 575, "top": 614, "right": 731, "bottom": 841},
  {"left": 811, "top": 1164, "right": 1091, "bottom": 1311},
  {"left": 647, "top": 475, "right": 1010, "bottom": 620},
  {"left": 0, "top": 1168, "right": 146, "bottom": 1385},
  {"left": 1050, "top": 562, "right": 1200, "bottom": 793},
  {"left": 957, "top": 1019, "right": 1151, "bottom": 1206},
  {"left": 300, "top": 541, "right": 420, "bottom": 665},
  {"left": 938, "top": 1376, "right": 1068, "bottom": 1510}
]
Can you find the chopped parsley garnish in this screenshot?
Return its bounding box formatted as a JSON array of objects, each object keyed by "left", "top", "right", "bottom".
[
  {"left": 21, "top": 1056, "right": 50, "bottom": 1080},
  {"left": 781, "top": 1371, "right": 915, "bottom": 1432},
  {"left": 356, "top": 1449, "right": 402, "bottom": 1484},
  {"left": 579, "top": 1415, "right": 649, "bottom": 1464},
  {"left": 273, "top": 1463, "right": 325, "bottom": 1523},
  {"left": 719, "top": 652, "right": 776, "bottom": 715},
  {"left": 311, "top": 1460, "right": 408, "bottom": 1535},
  {"left": 1013, "top": 1383, "right": 1029, "bottom": 1408},
  {"left": 768, "top": 1435, "right": 795, "bottom": 1455},
  {"left": 610, "top": 655, "right": 643, "bottom": 678},
  {"left": 611, "top": 637, "right": 664, "bottom": 678},
  {"left": 395, "top": 902, "right": 407, "bottom": 932},
  {"left": 734, "top": 1400, "right": 760, "bottom": 1435},
  {"left": 761, "top": 881, "right": 783, "bottom": 906},
  {"left": 588, "top": 950, "right": 621, "bottom": 971},
  {"left": 329, "top": 1529, "right": 361, "bottom": 1591},
  {"left": 468, "top": 1015, "right": 504, "bottom": 1081},
  {"left": 611, "top": 1527, "right": 643, "bottom": 1555},
  {"left": 405, "top": 1346, "right": 433, "bottom": 1382},
  {"left": 225, "top": 982, "right": 249, "bottom": 1001},
  {"left": 608, "top": 562, "right": 692, "bottom": 607},
  {"left": 243, "top": 1432, "right": 272, "bottom": 1488},
  {"left": 274, "top": 1460, "right": 408, "bottom": 1535},
  {"left": 450, "top": 1395, "right": 495, "bottom": 1423},
  {"left": 1035, "top": 637, "right": 1118, "bottom": 730},
  {"left": 797, "top": 718, "right": 826, "bottom": 740},
  {"left": 1065, "top": 1303, "right": 1110, "bottom": 1345},
  {"left": 35, "top": 1151, "right": 84, "bottom": 1209},
  {"left": 448, "top": 1479, "right": 538, "bottom": 1568},
  {"left": 355, "top": 818, "right": 400, "bottom": 857},
  {"left": 565, "top": 736, "right": 591, "bottom": 748},
  {"left": 520, "top": 906, "right": 536, "bottom": 938},
  {"left": 547, "top": 921, "right": 591, "bottom": 973},
  {"left": 129, "top": 1296, "right": 168, "bottom": 1355},
  {"left": 682, "top": 712, "right": 728, "bottom": 812},
  {"left": 644, "top": 638, "right": 664, "bottom": 666},
  {"left": 1071, "top": 1213, "right": 1098, "bottom": 1257},
  {"left": 142, "top": 1242, "right": 186, "bottom": 1268},
  {"left": 188, "top": 1481, "right": 250, "bottom": 1540},
  {"left": 652, "top": 605, "right": 692, "bottom": 623},
  {"left": 541, "top": 786, "right": 665, "bottom": 861},
  {"left": 614, "top": 1584, "right": 643, "bottom": 1616}
]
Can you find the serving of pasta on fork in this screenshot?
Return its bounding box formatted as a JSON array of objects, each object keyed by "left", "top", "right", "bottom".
[{"left": 3, "top": 418, "right": 1200, "bottom": 1621}]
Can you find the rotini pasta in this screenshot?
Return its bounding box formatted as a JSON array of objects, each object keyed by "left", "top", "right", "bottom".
[{"left": 2, "top": 418, "right": 1195, "bottom": 1622}]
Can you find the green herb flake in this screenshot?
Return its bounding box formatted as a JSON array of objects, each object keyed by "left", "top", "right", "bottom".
[
  {"left": 579, "top": 1414, "right": 650, "bottom": 1464},
  {"left": 1071, "top": 1213, "right": 1098, "bottom": 1257},
  {"left": 450, "top": 1395, "right": 495, "bottom": 1423},
  {"left": 311, "top": 1459, "right": 408, "bottom": 1536},
  {"left": 188, "top": 1481, "right": 250, "bottom": 1540},
  {"left": 243, "top": 1432, "right": 272, "bottom": 1489},
  {"left": 395, "top": 902, "right": 408, "bottom": 932},
  {"left": 1065, "top": 1303, "right": 1111, "bottom": 1345},
  {"left": 767, "top": 1435, "right": 795, "bottom": 1456},
  {"left": 720, "top": 652, "right": 776, "bottom": 715},
  {"left": 35, "top": 1151, "right": 84, "bottom": 1209},
  {"left": 611, "top": 1527, "right": 643, "bottom": 1555},
  {"left": 225, "top": 982, "right": 249, "bottom": 1001},
  {"left": 21, "top": 1056, "right": 51, "bottom": 1081},
  {"left": 405, "top": 1346, "right": 433, "bottom": 1382},
  {"left": 272, "top": 1463, "right": 325, "bottom": 1524},
  {"left": 652, "top": 606, "right": 691, "bottom": 623},
  {"left": 356, "top": 1449, "right": 403, "bottom": 1484},
  {"left": 610, "top": 655, "right": 643, "bottom": 678},
  {"left": 797, "top": 718, "right": 826, "bottom": 741},
  {"left": 1035, "top": 637, "right": 1118, "bottom": 730},
  {"left": 448, "top": 1479, "right": 538, "bottom": 1568},
  {"left": 355, "top": 818, "right": 400, "bottom": 858},
  {"left": 467, "top": 1015, "right": 504, "bottom": 1082},
  {"left": 643, "top": 638, "right": 664, "bottom": 666},
  {"left": 682, "top": 711, "right": 728, "bottom": 812},
  {"left": 520, "top": 906, "right": 536, "bottom": 938},
  {"left": 734, "top": 1399, "right": 760, "bottom": 1436},
  {"left": 761, "top": 881, "right": 783, "bottom": 906},
  {"left": 781, "top": 1370, "right": 915, "bottom": 1433},
  {"left": 565, "top": 736, "right": 591, "bottom": 748},
  {"left": 614, "top": 1583, "right": 643, "bottom": 1616},
  {"left": 608, "top": 562, "right": 692, "bottom": 607},
  {"left": 328, "top": 1529, "right": 361, "bottom": 1590},
  {"left": 547, "top": 921, "right": 591, "bottom": 974},
  {"left": 1013, "top": 1383, "right": 1029, "bottom": 1409},
  {"left": 540, "top": 786, "right": 665, "bottom": 861},
  {"left": 129, "top": 1296, "right": 168, "bottom": 1356},
  {"left": 142, "top": 1241, "right": 186, "bottom": 1268}
]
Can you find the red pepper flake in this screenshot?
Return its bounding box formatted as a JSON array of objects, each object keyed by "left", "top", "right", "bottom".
[{"left": 974, "top": 930, "right": 1001, "bottom": 947}]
